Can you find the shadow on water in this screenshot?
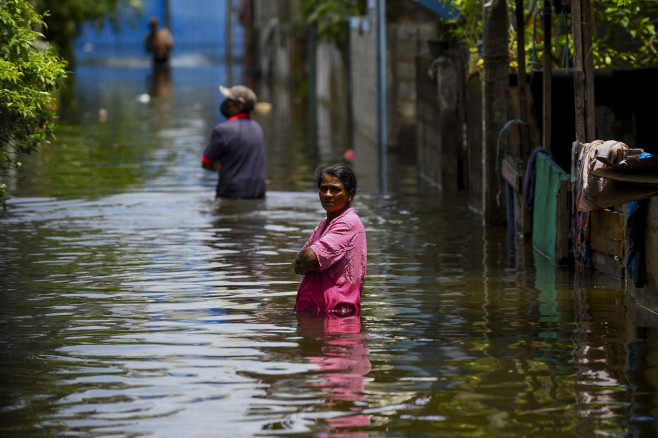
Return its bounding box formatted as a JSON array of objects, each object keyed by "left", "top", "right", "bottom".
[{"left": 2, "top": 48, "right": 658, "bottom": 438}]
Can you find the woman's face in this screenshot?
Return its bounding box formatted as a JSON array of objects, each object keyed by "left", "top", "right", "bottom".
[{"left": 319, "top": 173, "right": 353, "bottom": 217}]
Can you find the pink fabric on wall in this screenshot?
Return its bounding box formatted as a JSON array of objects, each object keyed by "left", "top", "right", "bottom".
[{"left": 295, "top": 207, "right": 367, "bottom": 314}]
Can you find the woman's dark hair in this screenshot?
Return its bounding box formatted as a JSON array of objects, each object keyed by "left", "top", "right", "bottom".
[{"left": 315, "top": 164, "right": 357, "bottom": 194}]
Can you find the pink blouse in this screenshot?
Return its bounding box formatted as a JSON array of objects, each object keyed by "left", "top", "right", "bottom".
[{"left": 295, "top": 207, "right": 367, "bottom": 314}]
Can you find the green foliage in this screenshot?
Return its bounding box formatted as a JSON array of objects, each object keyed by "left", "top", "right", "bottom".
[
  {"left": 0, "top": 0, "right": 68, "bottom": 206},
  {"left": 438, "top": 0, "right": 483, "bottom": 49},
  {"left": 438, "top": 0, "right": 658, "bottom": 71},
  {"left": 592, "top": 0, "right": 658, "bottom": 69},
  {"left": 302, "top": 0, "right": 364, "bottom": 46},
  {"left": 33, "top": 0, "right": 143, "bottom": 62}
]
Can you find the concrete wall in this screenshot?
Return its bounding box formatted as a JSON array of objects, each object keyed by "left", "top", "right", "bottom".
[
  {"left": 253, "top": 0, "right": 302, "bottom": 95},
  {"left": 387, "top": 20, "right": 440, "bottom": 151},
  {"left": 349, "top": 9, "right": 380, "bottom": 192},
  {"left": 252, "top": 0, "right": 486, "bottom": 197},
  {"left": 349, "top": 1, "right": 442, "bottom": 192},
  {"left": 254, "top": 0, "right": 352, "bottom": 166},
  {"left": 416, "top": 54, "right": 441, "bottom": 193},
  {"left": 315, "top": 43, "right": 350, "bottom": 159},
  {"left": 416, "top": 44, "right": 466, "bottom": 194}
]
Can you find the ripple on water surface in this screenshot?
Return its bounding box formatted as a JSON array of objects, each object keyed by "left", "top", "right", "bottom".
[{"left": 1, "top": 191, "right": 655, "bottom": 437}]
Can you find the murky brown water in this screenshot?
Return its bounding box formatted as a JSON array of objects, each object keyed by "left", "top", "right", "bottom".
[{"left": 1, "top": 59, "right": 658, "bottom": 437}]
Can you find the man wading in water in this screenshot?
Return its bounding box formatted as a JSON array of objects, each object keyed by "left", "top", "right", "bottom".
[
  {"left": 201, "top": 85, "right": 266, "bottom": 200},
  {"left": 145, "top": 17, "right": 174, "bottom": 71}
]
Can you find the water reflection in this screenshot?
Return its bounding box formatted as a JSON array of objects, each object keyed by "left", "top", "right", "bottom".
[
  {"left": 207, "top": 199, "right": 269, "bottom": 280},
  {"left": 2, "top": 189, "right": 658, "bottom": 435},
  {"left": 625, "top": 299, "right": 658, "bottom": 436},
  {"left": 296, "top": 313, "right": 371, "bottom": 432},
  {"left": 148, "top": 68, "right": 173, "bottom": 99}
]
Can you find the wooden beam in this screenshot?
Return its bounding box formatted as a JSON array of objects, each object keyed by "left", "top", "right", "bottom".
[
  {"left": 515, "top": 0, "right": 530, "bottom": 160},
  {"left": 557, "top": 179, "right": 571, "bottom": 265},
  {"left": 590, "top": 209, "right": 624, "bottom": 257},
  {"left": 572, "top": 0, "right": 596, "bottom": 142},
  {"left": 482, "top": 0, "right": 510, "bottom": 224},
  {"left": 501, "top": 158, "right": 522, "bottom": 192},
  {"left": 583, "top": 0, "right": 596, "bottom": 140},
  {"left": 543, "top": 1, "right": 552, "bottom": 151},
  {"left": 226, "top": 0, "right": 234, "bottom": 85}
]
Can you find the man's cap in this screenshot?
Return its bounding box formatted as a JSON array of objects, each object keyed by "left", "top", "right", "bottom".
[{"left": 219, "top": 85, "right": 257, "bottom": 111}]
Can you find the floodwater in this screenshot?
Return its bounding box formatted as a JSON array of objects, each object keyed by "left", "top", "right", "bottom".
[{"left": 2, "top": 57, "right": 658, "bottom": 438}]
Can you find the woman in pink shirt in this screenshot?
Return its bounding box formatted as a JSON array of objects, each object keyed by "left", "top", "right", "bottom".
[{"left": 294, "top": 164, "right": 367, "bottom": 315}]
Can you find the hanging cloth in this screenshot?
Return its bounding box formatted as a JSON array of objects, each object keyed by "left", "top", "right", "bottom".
[{"left": 523, "top": 146, "right": 554, "bottom": 211}]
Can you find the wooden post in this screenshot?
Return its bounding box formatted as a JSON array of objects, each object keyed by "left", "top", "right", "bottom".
[
  {"left": 572, "top": 0, "right": 596, "bottom": 142},
  {"left": 583, "top": 0, "right": 596, "bottom": 140},
  {"left": 543, "top": 1, "right": 552, "bottom": 151},
  {"left": 572, "top": 0, "right": 596, "bottom": 269},
  {"left": 226, "top": 0, "right": 234, "bottom": 85},
  {"left": 516, "top": 0, "right": 533, "bottom": 235},
  {"left": 377, "top": 0, "right": 388, "bottom": 192},
  {"left": 482, "top": 0, "right": 509, "bottom": 224},
  {"left": 557, "top": 179, "right": 570, "bottom": 264},
  {"left": 516, "top": 0, "right": 530, "bottom": 161}
]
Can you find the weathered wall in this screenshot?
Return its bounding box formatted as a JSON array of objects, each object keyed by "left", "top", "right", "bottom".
[
  {"left": 315, "top": 43, "right": 350, "bottom": 160},
  {"left": 349, "top": 1, "right": 441, "bottom": 192},
  {"left": 416, "top": 54, "right": 441, "bottom": 193},
  {"left": 416, "top": 44, "right": 466, "bottom": 194},
  {"left": 628, "top": 197, "right": 658, "bottom": 310},
  {"left": 253, "top": 0, "right": 302, "bottom": 93},
  {"left": 466, "top": 75, "right": 483, "bottom": 213},
  {"left": 387, "top": 19, "right": 441, "bottom": 151},
  {"left": 349, "top": 8, "right": 379, "bottom": 192}
]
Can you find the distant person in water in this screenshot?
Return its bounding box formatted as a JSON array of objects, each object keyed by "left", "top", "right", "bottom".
[
  {"left": 201, "top": 85, "right": 266, "bottom": 199},
  {"left": 294, "top": 164, "right": 367, "bottom": 315},
  {"left": 145, "top": 17, "right": 174, "bottom": 70}
]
